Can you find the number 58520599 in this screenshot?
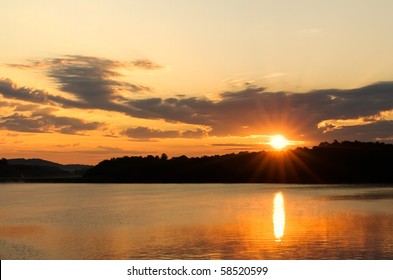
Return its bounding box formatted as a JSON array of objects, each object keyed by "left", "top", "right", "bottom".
[{"left": 220, "top": 266, "right": 268, "bottom": 276}]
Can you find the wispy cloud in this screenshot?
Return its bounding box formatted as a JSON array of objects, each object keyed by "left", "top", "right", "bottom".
[
  {"left": 0, "top": 78, "right": 64, "bottom": 106},
  {"left": 77, "top": 145, "right": 157, "bottom": 155},
  {"left": 131, "top": 59, "right": 162, "bottom": 70},
  {"left": 123, "top": 126, "right": 208, "bottom": 140},
  {"left": 211, "top": 143, "right": 262, "bottom": 151},
  {"left": 6, "top": 55, "right": 160, "bottom": 109}
]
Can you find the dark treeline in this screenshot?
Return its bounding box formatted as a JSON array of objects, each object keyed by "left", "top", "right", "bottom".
[
  {"left": 0, "top": 158, "right": 21, "bottom": 179},
  {"left": 83, "top": 141, "right": 393, "bottom": 184}
]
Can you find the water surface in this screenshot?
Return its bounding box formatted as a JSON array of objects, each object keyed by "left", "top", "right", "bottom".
[{"left": 0, "top": 183, "right": 392, "bottom": 259}]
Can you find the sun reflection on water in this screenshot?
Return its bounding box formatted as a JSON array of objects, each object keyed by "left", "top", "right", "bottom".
[{"left": 273, "top": 192, "right": 285, "bottom": 242}]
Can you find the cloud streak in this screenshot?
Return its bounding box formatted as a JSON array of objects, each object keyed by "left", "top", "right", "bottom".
[
  {"left": 0, "top": 79, "right": 61, "bottom": 106},
  {"left": 123, "top": 127, "right": 208, "bottom": 140}
]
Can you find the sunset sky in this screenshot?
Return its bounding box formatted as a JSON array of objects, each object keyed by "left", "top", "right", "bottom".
[{"left": 1, "top": 0, "right": 393, "bottom": 164}]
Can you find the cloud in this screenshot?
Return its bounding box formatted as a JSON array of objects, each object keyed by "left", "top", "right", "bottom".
[
  {"left": 96, "top": 145, "right": 128, "bottom": 152},
  {"left": 181, "top": 129, "right": 209, "bottom": 138},
  {"left": 77, "top": 146, "right": 157, "bottom": 155},
  {"left": 128, "top": 83, "right": 393, "bottom": 140},
  {"left": 52, "top": 143, "right": 80, "bottom": 148},
  {"left": 0, "top": 100, "right": 13, "bottom": 107},
  {"left": 43, "top": 56, "right": 154, "bottom": 112},
  {"left": 212, "top": 143, "right": 260, "bottom": 147},
  {"left": 123, "top": 126, "right": 208, "bottom": 140},
  {"left": 0, "top": 78, "right": 62, "bottom": 105},
  {"left": 0, "top": 109, "right": 102, "bottom": 135},
  {"left": 131, "top": 59, "right": 162, "bottom": 70},
  {"left": 211, "top": 143, "right": 262, "bottom": 151},
  {"left": 317, "top": 121, "right": 393, "bottom": 143},
  {"left": 5, "top": 55, "right": 160, "bottom": 111},
  {"left": 2, "top": 55, "right": 393, "bottom": 143},
  {"left": 0, "top": 91, "right": 102, "bottom": 135},
  {"left": 14, "top": 103, "right": 41, "bottom": 112}
]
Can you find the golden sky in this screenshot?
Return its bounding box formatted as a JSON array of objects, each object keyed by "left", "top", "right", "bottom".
[{"left": 1, "top": 0, "right": 393, "bottom": 164}]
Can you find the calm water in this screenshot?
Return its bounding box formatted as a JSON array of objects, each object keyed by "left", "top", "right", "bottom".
[{"left": 0, "top": 183, "right": 392, "bottom": 259}]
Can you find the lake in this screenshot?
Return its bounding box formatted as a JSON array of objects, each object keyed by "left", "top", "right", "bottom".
[{"left": 0, "top": 183, "right": 392, "bottom": 259}]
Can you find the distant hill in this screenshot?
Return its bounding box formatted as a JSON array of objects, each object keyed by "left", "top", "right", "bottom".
[
  {"left": 83, "top": 141, "right": 393, "bottom": 184},
  {"left": 0, "top": 158, "right": 92, "bottom": 181},
  {"left": 8, "top": 158, "right": 91, "bottom": 172}
]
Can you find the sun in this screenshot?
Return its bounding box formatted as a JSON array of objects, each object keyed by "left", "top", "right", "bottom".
[{"left": 269, "top": 135, "right": 289, "bottom": 150}]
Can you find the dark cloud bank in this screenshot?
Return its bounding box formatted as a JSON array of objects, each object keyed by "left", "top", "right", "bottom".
[{"left": 1, "top": 55, "right": 393, "bottom": 142}]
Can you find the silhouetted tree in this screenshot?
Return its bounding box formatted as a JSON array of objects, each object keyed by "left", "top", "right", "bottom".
[
  {"left": 160, "top": 153, "right": 168, "bottom": 161},
  {"left": 0, "top": 158, "right": 8, "bottom": 166}
]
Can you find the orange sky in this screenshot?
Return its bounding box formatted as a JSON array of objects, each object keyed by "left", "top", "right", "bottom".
[{"left": 1, "top": 1, "right": 393, "bottom": 164}]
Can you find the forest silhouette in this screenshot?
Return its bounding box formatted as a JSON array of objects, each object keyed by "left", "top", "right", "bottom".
[
  {"left": 1, "top": 141, "right": 392, "bottom": 183},
  {"left": 82, "top": 141, "right": 393, "bottom": 184}
]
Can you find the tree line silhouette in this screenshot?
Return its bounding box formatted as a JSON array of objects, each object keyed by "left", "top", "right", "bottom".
[
  {"left": 82, "top": 141, "right": 393, "bottom": 184},
  {"left": 1, "top": 141, "right": 392, "bottom": 183}
]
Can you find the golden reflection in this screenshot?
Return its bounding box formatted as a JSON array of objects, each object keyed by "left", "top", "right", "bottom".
[{"left": 273, "top": 192, "right": 285, "bottom": 241}]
